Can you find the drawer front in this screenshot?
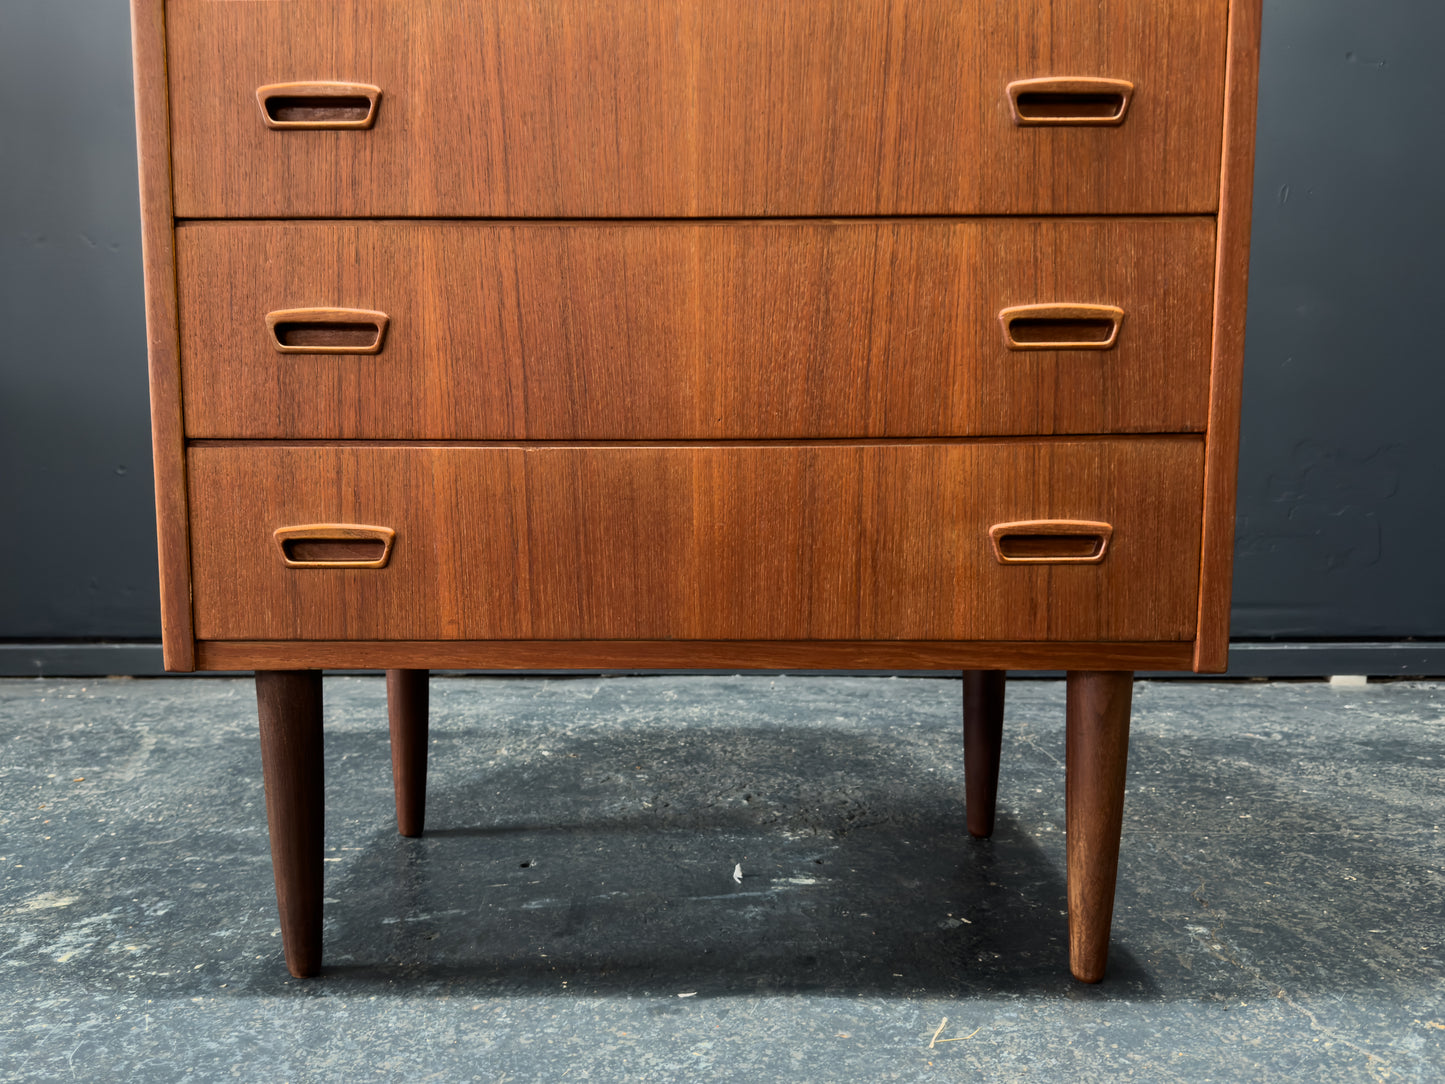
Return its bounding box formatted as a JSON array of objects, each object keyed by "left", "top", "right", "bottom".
[
  {"left": 177, "top": 219, "right": 1215, "bottom": 439},
  {"left": 188, "top": 440, "right": 1204, "bottom": 642},
  {"left": 167, "top": 0, "right": 1227, "bottom": 217}
]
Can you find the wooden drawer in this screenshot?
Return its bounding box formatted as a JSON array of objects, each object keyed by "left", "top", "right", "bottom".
[
  {"left": 188, "top": 439, "right": 1204, "bottom": 643},
  {"left": 177, "top": 218, "right": 1215, "bottom": 440},
  {"left": 166, "top": 0, "right": 1228, "bottom": 218}
]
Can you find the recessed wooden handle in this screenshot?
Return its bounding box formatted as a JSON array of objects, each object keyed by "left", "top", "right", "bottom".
[
  {"left": 265, "top": 308, "right": 389, "bottom": 354},
  {"left": 989, "top": 521, "right": 1113, "bottom": 564},
  {"left": 256, "top": 81, "right": 382, "bottom": 129},
  {"left": 1007, "top": 78, "right": 1134, "bottom": 126},
  {"left": 999, "top": 304, "right": 1125, "bottom": 351},
  {"left": 275, "top": 525, "right": 395, "bottom": 569}
]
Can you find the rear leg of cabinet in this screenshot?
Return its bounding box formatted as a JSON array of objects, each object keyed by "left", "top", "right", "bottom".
[
  {"left": 963, "top": 670, "right": 1007, "bottom": 838},
  {"left": 387, "top": 669, "right": 430, "bottom": 837}
]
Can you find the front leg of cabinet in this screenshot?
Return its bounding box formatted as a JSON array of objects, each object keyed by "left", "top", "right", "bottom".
[
  {"left": 386, "top": 669, "right": 430, "bottom": 838},
  {"left": 1064, "top": 670, "right": 1134, "bottom": 983},
  {"left": 255, "top": 670, "right": 325, "bottom": 978},
  {"left": 963, "top": 670, "right": 1007, "bottom": 838}
]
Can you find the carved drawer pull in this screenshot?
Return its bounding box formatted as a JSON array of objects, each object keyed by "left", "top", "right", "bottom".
[
  {"left": 1007, "top": 77, "right": 1135, "bottom": 126},
  {"left": 989, "top": 520, "right": 1113, "bottom": 564},
  {"left": 256, "top": 81, "right": 382, "bottom": 130},
  {"left": 274, "top": 525, "right": 395, "bottom": 569},
  {"left": 999, "top": 304, "right": 1125, "bottom": 351},
  {"left": 265, "top": 308, "right": 389, "bottom": 354}
]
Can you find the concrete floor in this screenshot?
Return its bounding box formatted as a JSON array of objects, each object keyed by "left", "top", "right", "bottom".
[{"left": 0, "top": 674, "right": 1441, "bottom": 1082}]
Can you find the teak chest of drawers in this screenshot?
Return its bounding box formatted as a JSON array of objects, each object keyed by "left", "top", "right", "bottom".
[{"left": 131, "top": 0, "right": 1260, "bottom": 982}]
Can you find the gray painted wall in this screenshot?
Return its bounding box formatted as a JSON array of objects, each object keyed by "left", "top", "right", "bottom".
[
  {"left": 1, "top": 1, "right": 157, "bottom": 639},
  {"left": 1, "top": 0, "right": 1441, "bottom": 650},
  {"left": 1234, "top": 0, "right": 1445, "bottom": 637}
]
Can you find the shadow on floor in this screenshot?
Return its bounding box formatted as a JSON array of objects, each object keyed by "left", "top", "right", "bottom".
[
  {"left": 282, "top": 720, "right": 1150, "bottom": 998},
  {"left": 5, "top": 677, "right": 1440, "bottom": 1011}
]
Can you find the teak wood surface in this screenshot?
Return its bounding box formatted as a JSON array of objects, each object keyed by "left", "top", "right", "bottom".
[
  {"left": 386, "top": 669, "right": 429, "bottom": 838},
  {"left": 130, "top": 0, "right": 194, "bottom": 670},
  {"left": 176, "top": 218, "right": 1215, "bottom": 440},
  {"left": 165, "top": 0, "right": 1228, "bottom": 218},
  {"left": 1065, "top": 670, "right": 1134, "bottom": 982},
  {"left": 254, "top": 670, "right": 324, "bottom": 978},
  {"left": 132, "top": 0, "right": 1260, "bottom": 988},
  {"left": 195, "top": 639, "right": 1196, "bottom": 674},
  {"left": 1194, "top": 0, "right": 1263, "bottom": 672},
  {"left": 186, "top": 439, "right": 1204, "bottom": 643},
  {"left": 963, "top": 669, "right": 1007, "bottom": 838}
]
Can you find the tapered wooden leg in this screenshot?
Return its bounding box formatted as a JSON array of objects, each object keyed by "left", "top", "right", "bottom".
[
  {"left": 255, "top": 670, "right": 324, "bottom": 979},
  {"left": 387, "top": 669, "right": 429, "bottom": 838},
  {"left": 1065, "top": 670, "right": 1134, "bottom": 983},
  {"left": 963, "top": 670, "right": 1007, "bottom": 838}
]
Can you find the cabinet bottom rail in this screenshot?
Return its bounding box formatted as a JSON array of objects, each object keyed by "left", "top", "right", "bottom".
[{"left": 200, "top": 639, "right": 1196, "bottom": 673}]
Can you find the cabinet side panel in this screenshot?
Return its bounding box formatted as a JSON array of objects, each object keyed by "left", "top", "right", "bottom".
[
  {"left": 1194, "top": 0, "right": 1262, "bottom": 672},
  {"left": 131, "top": 0, "right": 195, "bottom": 670}
]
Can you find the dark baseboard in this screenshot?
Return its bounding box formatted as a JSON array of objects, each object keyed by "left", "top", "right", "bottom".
[
  {"left": 1195, "top": 641, "right": 1445, "bottom": 679},
  {"left": 1, "top": 641, "right": 1442, "bottom": 679},
  {"left": 0, "top": 643, "right": 175, "bottom": 677}
]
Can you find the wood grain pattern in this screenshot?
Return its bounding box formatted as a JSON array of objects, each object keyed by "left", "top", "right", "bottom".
[
  {"left": 196, "top": 640, "right": 1196, "bottom": 674},
  {"left": 1194, "top": 0, "right": 1263, "bottom": 673},
  {"left": 176, "top": 218, "right": 1216, "bottom": 440},
  {"left": 139, "top": 0, "right": 1261, "bottom": 987},
  {"left": 187, "top": 439, "right": 1204, "bottom": 643},
  {"left": 166, "top": 0, "right": 1228, "bottom": 218},
  {"left": 130, "top": 0, "right": 195, "bottom": 671},
  {"left": 1065, "top": 670, "right": 1134, "bottom": 983}
]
